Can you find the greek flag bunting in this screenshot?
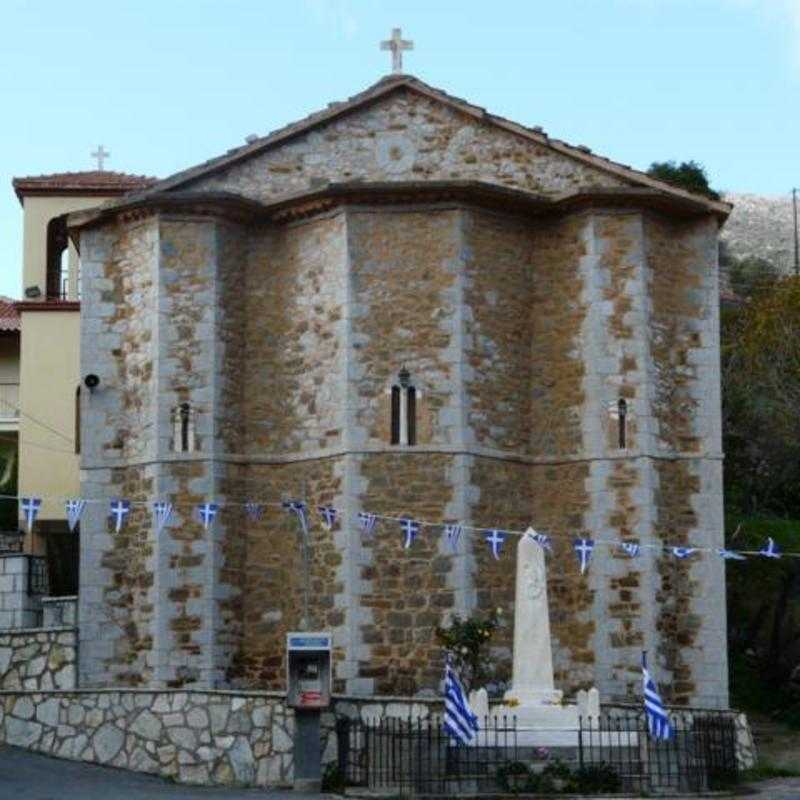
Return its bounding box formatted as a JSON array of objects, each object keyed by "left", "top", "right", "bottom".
[
  {"left": 283, "top": 500, "right": 309, "bottom": 539},
  {"left": 196, "top": 503, "right": 219, "bottom": 531},
  {"left": 109, "top": 500, "right": 130, "bottom": 534},
  {"left": 244, "top": 502, "right": 263, "bottom": 522},
  {"left": 485, "top": 529, "right": 506, "bottom": 560},
  {"left": 525, "top": 527, "right": 551, "bottom": 552},
  {"left": 318, "top": 505, "right": 338, "bottom": 531},
  {"left": 443, "top": 659, "right": 479, "bottom": 746},
  {"left": 760, "top": 537, "right": 781, "bottom": 559},
  {"left": 642, "top": 652, "right": 673, "bottom": 741},
  {"left": 671, "top": 547, "right": 696, "bottom": 560},
  {"left": 444, "top": 523, "right": 462, "bottom": 552},
  {"left": 718, "top": 548, "right": 746, "bottom": 561},
  {"left": 358, "top": 512, "right": 377, "bottom": 536},
  {"left": 400, "top": 518, "right": 420, "bottom": 550},
  {"left": 20, "top": 497, "right": 41, "bottom": 533},
  {"left": 152, "top": 502, "right": 173, "bottom": 535},
  {"left": 65, "top": 499, "right": 86, "bottom": 533},
  {"left": 620, "top": 542, "right": 640, "bottom": 558},
  {"left": 574, "top": 538, "right": 595, "bottom": 575}
]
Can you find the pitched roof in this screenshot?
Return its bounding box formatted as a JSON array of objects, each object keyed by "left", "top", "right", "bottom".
[
  {"left": 138, "top": 73, "right": 730, "bottom": 217},
  {"left": 0, "top": 296, "right": 20, "bottom": 332},
  {"left": 12, "top": 171, "right": 158, "bottom": 204}
]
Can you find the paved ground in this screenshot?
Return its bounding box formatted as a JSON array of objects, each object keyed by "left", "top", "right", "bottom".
[
  {"left": 0, "top": 746, "right": 327, "bottom": 799},
  {"left": 749, "top": 778, "right": 800, "bottom": 798}
]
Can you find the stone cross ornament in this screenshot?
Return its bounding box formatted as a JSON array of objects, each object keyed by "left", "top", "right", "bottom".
[
  {"left": 380, "top": 28, "right": 413, "bottom": 74},
  {"left": 91, "top": 145, "right": 110, "bottom": 171}
]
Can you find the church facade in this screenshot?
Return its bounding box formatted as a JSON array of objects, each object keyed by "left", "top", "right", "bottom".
[{"left": 69, "top": 75, "right": 731, "bottom": 708}]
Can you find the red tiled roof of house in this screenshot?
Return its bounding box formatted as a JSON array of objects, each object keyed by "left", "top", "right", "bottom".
[
  {"left": 0, "top": 296, "right": 20, "bottom": 332},
  {"left": 12, "top": 171, "right": 158, "bottom": 203}
]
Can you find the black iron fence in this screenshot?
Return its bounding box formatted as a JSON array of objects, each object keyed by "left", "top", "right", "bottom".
[{"left": 336, "top": 706, "right": 739, "bottom": 796}]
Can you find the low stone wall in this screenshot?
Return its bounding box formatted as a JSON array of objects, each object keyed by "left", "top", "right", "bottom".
[
  {"left": 0, "top": 627, "right": 76, "bottom": 690},
  {"left": 0, "top": 555, "right": 43, "bottom": 629},
  {"left": 41, "top": 596, "right": 78, "bottom": 628},
  {"left": 0, "top": 689, "right": 294, "bottom": 786}
]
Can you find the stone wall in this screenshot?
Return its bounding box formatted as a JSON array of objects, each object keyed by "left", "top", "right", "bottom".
[
  {"left": 0, "top": 689, "right": 294, "bottom": 787},
  {"left": 0, "top": 627, "right": 76, "bottom": 690}
]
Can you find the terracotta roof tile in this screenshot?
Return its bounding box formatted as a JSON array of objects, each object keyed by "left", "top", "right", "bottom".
[
  {"left": 0, "top": 296, "right": 20, "bottom": 332},
  {"left": 12, "top": 171, "right": 158, "bottom": 203}
]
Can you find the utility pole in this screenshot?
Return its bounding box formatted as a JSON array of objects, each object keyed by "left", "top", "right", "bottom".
[{"left": 793, "top": 188, "right": 799, "bottom": 277}]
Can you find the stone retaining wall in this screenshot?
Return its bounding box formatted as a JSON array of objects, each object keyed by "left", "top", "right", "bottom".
[
  {"left": 0, "top": 555, "right": 43, "bottom": 629},
  {"left": 0, "top": 627, "right": 76, "bottom": 690},
  {"left": 0, "top": 689, "right": 294, "bottom": 787}
]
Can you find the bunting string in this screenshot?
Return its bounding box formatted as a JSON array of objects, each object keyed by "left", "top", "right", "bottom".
[{"left": 6, "top": 492, "right": 798, "bottom": 566}]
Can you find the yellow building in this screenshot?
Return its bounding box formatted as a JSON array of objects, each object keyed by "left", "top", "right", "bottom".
[{"left": 11, "top": 171, "right": 155, "bottom": 589}]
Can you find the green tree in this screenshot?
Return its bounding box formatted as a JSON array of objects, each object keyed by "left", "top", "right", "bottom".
[{"left": 647, "top": 159, "right": 720, "bottom": 200}]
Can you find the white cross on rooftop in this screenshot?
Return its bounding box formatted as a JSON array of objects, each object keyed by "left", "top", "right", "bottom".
[{"left": 380, "top": 28, "right": 413, "bottom": 74}]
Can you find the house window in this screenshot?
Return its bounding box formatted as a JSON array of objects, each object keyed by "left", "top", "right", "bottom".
[
  {"left": 617, "top": 398, "right": 627, "bottom": 449},
  {"left": 390, "top": 368, "right": 416, "bottom": 446},
  {"left": 172, "top": 403, "right": 195, "bottom": 452},
  {"left": 46, "top": 215, "right": 69, "bottom": 300}
]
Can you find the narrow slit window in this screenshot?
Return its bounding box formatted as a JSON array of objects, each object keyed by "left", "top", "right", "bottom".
[
  {"left": 74, "top": 386, "right": 81, "bottom": 455},
  {"left": 390, "top": 386, "right": 401, "bottom": 445},
  {"left": 173, "top": 403, "right": 195, "bottom": 453},
  {"left": 617, "top": 398, "right": 627, "bottom": 449},
  {"left": 180, "top": 403, "right": 191, "bottom": 452},
  {"left": 407, "top": 386, "right": 416, "bottom": 446}
]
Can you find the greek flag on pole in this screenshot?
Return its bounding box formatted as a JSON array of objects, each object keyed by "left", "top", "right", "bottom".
[
  {"left": 760, "top": 537, "right": 781, "bottom": 559},
  {"left": 152, "top": 502, "right": 173, "bottom": 535},
  {"left": 65, "top": 499, "right": 86, "bottom": 533},
  {"left": 400, "top": 518, "right": 420, "bottom": 550},
  {"left": 21, "top": 497, "right": 41, "bottom": 533},
  {"left": 318, "top": 505, "right": 338, "bottom": 531},
  {"left": 574, "top": 538, "right": 595, "bottom": 575},
  {"left": 196, "top": 503, "right": 219, "bottom": 531},
  {"left": 444, "top": 523, "right": 462, "bottom": 552},
  {"left": 620, "top": 542, "right": 640, "bottom": 558},
  {"left": 283, "top": 500, "right": 309, "bottom": 538},
  {"left": 443, "top": 659, "right": 479, "bottom": 746},
  {"left": 109, "top": 500, "right": 130, "bottom": 534},
  {"left": 244, "top": 502, "right": 263, "bottom": 522},
  {"left": 485, "top": 530, "right": 506, "bottom": 560},
  {"left": 718, "top": 548, "right": 746, "bottom": 561},
  {"left": 358, "top": 512, "right": 377, "bottom": 536},
  {"left": 671, "top": 547, "right": 696, "bottom": 560},
  {"left": 642, "top": 652, "right": 673, "bottom": 741}
]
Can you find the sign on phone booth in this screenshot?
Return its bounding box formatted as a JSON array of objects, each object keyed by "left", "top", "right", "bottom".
[{"left": 286, "top": 632, "right": 332, "bottom": 709}]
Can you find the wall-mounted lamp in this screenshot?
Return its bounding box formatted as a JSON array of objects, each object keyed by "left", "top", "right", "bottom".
[
  {"left": 84, "top": 374, "right": 100, "bottom": 393},
  {"left": 24, "top": 286, "right": 42, "bottom": 299}
]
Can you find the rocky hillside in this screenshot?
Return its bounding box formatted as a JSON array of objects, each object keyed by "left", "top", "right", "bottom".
[{"left": 722, "top": 193, "right": 797, "bottom": 273}]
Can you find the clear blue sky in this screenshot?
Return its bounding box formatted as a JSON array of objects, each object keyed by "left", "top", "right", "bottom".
[{"left": 0, "top": 0, "right": 797, "bottom": 298}]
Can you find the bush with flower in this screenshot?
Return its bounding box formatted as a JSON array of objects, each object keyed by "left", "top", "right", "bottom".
[{"left": 435, "top": 607, "right": 503, "bottom": 691}]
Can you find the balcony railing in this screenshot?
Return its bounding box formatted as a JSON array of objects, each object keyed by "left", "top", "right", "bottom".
[{"left": 0, "top": 384, "right": 19, "bottom": 420}]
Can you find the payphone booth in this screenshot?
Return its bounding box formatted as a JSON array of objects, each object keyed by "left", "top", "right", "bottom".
[{"left": 287, "top": 632, "right": 332, "bottom": 791}]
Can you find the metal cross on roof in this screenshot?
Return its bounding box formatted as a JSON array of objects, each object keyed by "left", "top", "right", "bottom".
[
  {"left": 380, "top": 27, "right": 413, "bottom": 74},
  {"left": 91, "top": 144, "right": 110, "bottom": 171}
]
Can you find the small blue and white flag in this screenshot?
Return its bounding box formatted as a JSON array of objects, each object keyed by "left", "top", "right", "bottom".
[
  {"left": 620, "top": 541, "right": 640, "bottom": 558},
  {"left": 318, "top": 505, "right": 338, "bottom": 531},
  {"left": 526, "top": 527, "right": 552, "bottom": 552},
  {"left": 196, "top": 502, "right": 219, "bottom": 531},
  {"left": 400, "top": 518, "right": 420, "bottom": 550},
  {"left": 485, "top": 529, "right": 506, "bottom": 560},
  {"left": 759, "top": 537, "right": 781, "bottom": 559},
  {"left": 152, "top": 501, "right": 173, "bottom": 535},
  {"left": 671, "top": 547, "right": 696, "bottom": 560},
  {"left": 244, "top": 502, "right": 263, "bottom": 522},
  {"left": 444, "top": 523, "right": 463, "bottom": 552},
  {"left": 65, "top": 499, "right": 86, "bottom": 533},
  {"left": 109, "top": 499, "right": 131, "bottom": 534},
  {"left": 642, "top": 652, "right": 673, "bottom": 741},
  {"left": 283, "top": 500, "right": 309, "bottom": 538},
  {"left": 358, "top": 512, "right": 377, "bottom": 536},
  {"left": 20, "top": 497, "right": 41, "bottom": 533},
  {"left": 717, "top": 548, "right": 746, "bottom": 561},
  {"left": 443, "top": 658, "right": 479, "bottom": 746},
  {"left": 574, "top": 538, "right": 595, "bottom": 575}
]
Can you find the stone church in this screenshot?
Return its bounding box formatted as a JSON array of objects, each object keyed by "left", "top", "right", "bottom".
[{"left": 68, "top": 74, "right": 731, "bottom": 708}]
